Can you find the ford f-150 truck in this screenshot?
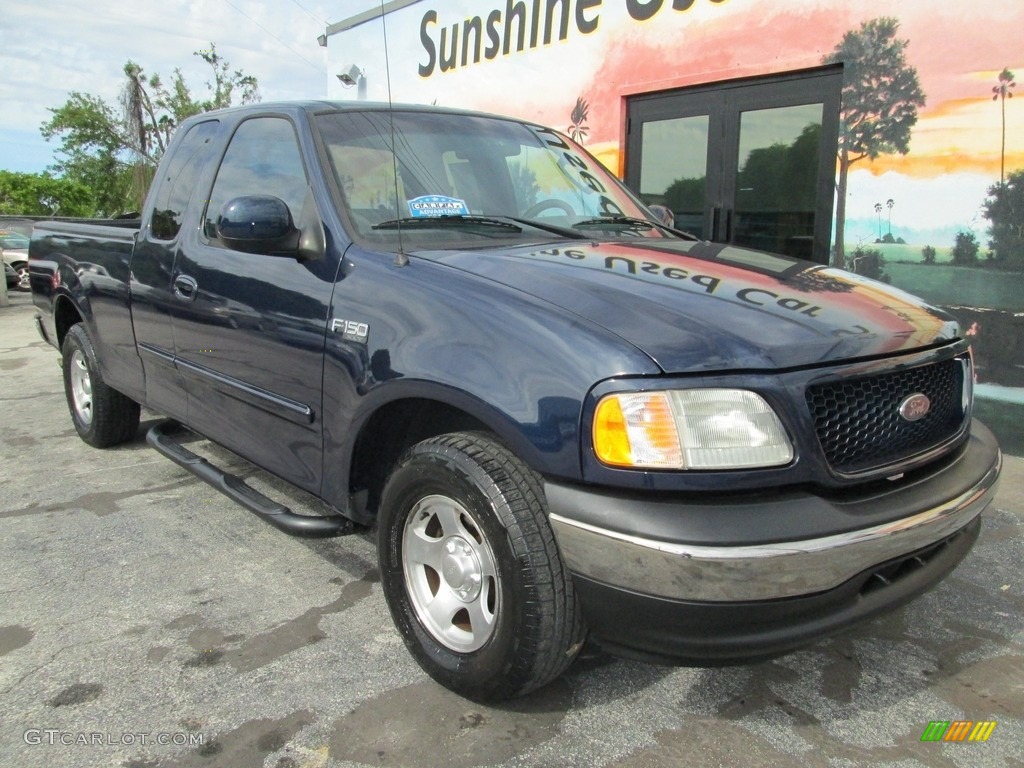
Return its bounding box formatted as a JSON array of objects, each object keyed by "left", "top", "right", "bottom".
[{"left": 30, "top": 101, "right": 1001, "bottom": 702}]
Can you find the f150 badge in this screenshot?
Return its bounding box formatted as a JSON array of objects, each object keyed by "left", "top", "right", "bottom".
[{"left": 331, "top": 318, "right": 369, "bottom": 343}]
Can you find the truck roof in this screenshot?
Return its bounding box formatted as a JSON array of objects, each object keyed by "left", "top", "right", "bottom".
[{"left": 181, "top": 99, "right": 538, "bottom": 126}]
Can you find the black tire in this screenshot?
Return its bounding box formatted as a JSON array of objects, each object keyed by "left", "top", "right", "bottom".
[
  {"left": 378, "top": 432, "right": 585, "bottom": 702},
  {"left": 61, "top": 324, "right": 140, "bottom": 448}
]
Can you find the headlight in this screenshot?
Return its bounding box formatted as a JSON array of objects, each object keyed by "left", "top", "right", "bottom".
[{"left": 593, "top": 389, "right": 793, "bottom": 470}]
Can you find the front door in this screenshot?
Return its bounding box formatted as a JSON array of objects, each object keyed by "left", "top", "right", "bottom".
[
  {"left": 171, "top": 115, "right": 338, "bottom": 491},
  {"left": 626, "top": 68, "right": 841, "bottom": 263}
]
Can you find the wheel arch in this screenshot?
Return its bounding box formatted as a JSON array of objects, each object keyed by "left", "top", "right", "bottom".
[
  {"left": 333, "top": 384, "right": 570, "bottom": 524},
  {"left": 53, "top": 294, "right": 85, "bottom": 348}
]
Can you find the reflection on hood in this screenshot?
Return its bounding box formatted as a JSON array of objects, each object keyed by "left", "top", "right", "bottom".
[{"left": 416, "top": 239, "right": 959, "bottom": 373}]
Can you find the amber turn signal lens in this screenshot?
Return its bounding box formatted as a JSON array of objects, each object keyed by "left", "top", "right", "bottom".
[{"left": 593, "top": 392, "right": 683, "bottom": 468}]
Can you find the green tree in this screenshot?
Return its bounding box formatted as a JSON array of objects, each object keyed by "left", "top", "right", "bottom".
[
  {"left": 951, "top": 230, "right": 980, "bottom": 265},
  {"left": 663, "top": 176, "right": 706, "bottom": 215},
  {"left": 736, "top": 123, "right": 821, "bottom": 213},
  {"left": 983, "top": 169, "right": 1024, "bottom": 267},
  {"left": 823, "top": 18, "right": 926, "bottom": 269},
  {"left": 193, "top": 45, "right": 260, "bottom": 112},
  {"left": 41, "top": 43, "right": 260, "bottom": 215},
  {"left": 38, "top": 93, "right": 136, "bottom": 216},
  {"left": 850, "top": 246, "right": 890, "bottom": 282},
  {"left": 0, "top": 171, "right": 95, "bottom": 217}
]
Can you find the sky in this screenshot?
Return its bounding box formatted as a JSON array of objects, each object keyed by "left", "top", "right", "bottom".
[
  {"left": 318, "top": 0, "right": 1022, "bottom": 247},
  {"left": 3, "top": 0, "right": 1020, "bottom": 248},
  {"left": 0, "top": 0, "right": 375, "bottom": 174}
]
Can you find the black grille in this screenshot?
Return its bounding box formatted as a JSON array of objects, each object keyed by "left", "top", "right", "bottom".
[{"left": 806, "top": 357, "right": 967, "bottom": 474}]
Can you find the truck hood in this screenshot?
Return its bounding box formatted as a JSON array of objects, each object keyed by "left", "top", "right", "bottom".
[{"left": 414, "top": 239, "right": 960, "bottom": 374}]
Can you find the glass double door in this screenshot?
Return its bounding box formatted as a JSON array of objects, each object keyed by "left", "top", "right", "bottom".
[{"left": 626, "top": 69, "right": 841, "bottom": 264}]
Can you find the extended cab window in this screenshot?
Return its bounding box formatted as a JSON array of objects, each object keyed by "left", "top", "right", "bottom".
[
  {"left": 203, "top": 117, "right": 308, "bottom": 240},
  {"left": 149, "top": 120, "right": 219, "bottom": 240}
]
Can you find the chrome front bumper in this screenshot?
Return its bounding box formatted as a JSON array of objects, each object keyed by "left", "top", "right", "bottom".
[{"left": 548, "top": 423, "right": 1001, "bottom": 604}]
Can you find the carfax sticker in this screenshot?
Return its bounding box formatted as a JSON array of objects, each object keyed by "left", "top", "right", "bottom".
[{"left": 407, "top": 195, "right": 470, "bottom": 218}]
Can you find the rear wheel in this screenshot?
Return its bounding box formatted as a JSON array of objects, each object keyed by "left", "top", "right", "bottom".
[
  {"left": 62, "top": 324, "right": 140, "bottom": 447},
  {"left": 378, "top": 432, "right": 584, "bottom": 702}
]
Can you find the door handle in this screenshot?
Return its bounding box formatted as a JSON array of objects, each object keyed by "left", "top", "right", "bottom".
[{"left": 173, "top": 275, "right": 198, "bottom": 302}]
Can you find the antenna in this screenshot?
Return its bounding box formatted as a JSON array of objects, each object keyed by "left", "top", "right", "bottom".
[{"left": 380, "top": 0, "right": 409, "bottom": 267}]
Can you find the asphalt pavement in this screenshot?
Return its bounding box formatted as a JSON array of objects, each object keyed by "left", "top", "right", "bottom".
[{"left": 1, "top": 289, "right": 1022, "bottom": 768}]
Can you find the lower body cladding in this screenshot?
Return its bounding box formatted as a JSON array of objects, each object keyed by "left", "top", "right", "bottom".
[{"left": 546, "top": 421, "right": 1001, "bottom": 665}]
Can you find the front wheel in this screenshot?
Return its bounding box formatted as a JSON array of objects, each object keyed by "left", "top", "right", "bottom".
[
  {"left": 378, "top": 432, "right": 584, "bottom": 702},
  {"left": 62, "top": 324, "right": 140, "bottom": 448}
]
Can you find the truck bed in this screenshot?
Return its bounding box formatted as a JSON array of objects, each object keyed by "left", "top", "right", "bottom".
[{"left": 29, "top": 218, "right": 143, "bottom": 401}]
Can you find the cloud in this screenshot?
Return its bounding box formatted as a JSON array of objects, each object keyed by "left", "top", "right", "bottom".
[
  {"left": 0, "top": 0, "right": 334, "bottom": 173},
  {"left": 865, "top": 92, "right": 1024, "bottom": 178}
]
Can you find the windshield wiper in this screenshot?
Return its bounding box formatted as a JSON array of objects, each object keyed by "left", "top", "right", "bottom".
[
  {"left": 501, "top": 216, "right": 588, "bottom": 238},
  {"left": 571, "top": 216, "right": 656, "bottom": 231},
  {"left": 571, "top": 215, "right": 699, "bottom": 240},
  {"left": 372, "top": 215, "right": 522, "bottom": 232}
]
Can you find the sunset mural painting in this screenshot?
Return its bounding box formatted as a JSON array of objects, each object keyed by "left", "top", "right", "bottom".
[{"left": 325, "top": 0, "right": 1023, "bottom": 449}]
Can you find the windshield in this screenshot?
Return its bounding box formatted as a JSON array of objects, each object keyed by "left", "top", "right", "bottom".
[{"left": 314, "top": 109, "right": 675, "bottom": 250}]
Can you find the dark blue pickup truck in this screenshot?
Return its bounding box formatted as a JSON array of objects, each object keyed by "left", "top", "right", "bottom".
[{"left": 30, "top": 101, "right": 1001, "bottom": 701}]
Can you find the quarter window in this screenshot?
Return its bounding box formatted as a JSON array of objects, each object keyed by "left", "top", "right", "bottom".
[{"left": 149, "top": 120, "right": 219, "bottom": 241}]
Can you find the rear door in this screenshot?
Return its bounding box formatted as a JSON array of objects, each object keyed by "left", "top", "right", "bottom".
[
  {"left": 171, "top": 115, "right": 338, "bottom": 491},
  {"left": 132, "top": 119, "right": 221, "bottom": 420}
]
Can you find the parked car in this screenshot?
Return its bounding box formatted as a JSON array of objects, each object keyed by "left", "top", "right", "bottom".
[
  {"left": 1, "top": 230, "right": 30, "bottom": 290},
  {"left": 4, "top": 261, "right": 19, "bottom": 291},
  {"left": 0, "top": 230, "right": 29, "bottom": 250}
]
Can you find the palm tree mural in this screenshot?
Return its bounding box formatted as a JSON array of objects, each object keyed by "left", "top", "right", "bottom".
[
  {"left": 886, "top": 198, "right": 894, "bottom": 237},
  {"left": 874, "top": 202, "right": 883, "bottom": 240},
  {"left": 568, "top": 97, "right": 590, "bottom": 142},
  {"left": 992, "top": 68, "right": 1016, "bottom": 186}
]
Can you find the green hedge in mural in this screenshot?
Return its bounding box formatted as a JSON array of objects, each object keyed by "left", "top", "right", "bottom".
[{"left": 885, "top": 262, "right": 1024, "bottom": 310}]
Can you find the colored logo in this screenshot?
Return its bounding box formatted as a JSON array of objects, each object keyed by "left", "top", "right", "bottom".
[
  {"left": 407, "top": 195, "right": 470, "bottom": 218},
  {"left": 920, "top": 720, "right": 997, "bottom": 742},
  {"left": 898, "top": 392, "right": 931, "bottom": 422}
]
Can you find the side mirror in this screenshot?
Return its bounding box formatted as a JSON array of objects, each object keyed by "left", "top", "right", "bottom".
[{"left": 216, "top": 195, "right": 299, "bottom": 254}]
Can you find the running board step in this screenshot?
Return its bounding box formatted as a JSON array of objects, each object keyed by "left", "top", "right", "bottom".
[{"left": 147, "top": 419, "right": 355, "bottom": 537}]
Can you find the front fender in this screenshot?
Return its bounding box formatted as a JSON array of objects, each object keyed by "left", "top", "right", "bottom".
[{"left": 318, "top": 249, "right": 660, "bottom": 513}]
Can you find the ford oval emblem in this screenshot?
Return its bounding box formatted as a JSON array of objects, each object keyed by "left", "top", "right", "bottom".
[{"left": 898, "top": 393, "right": 931, "bottom": 422}]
